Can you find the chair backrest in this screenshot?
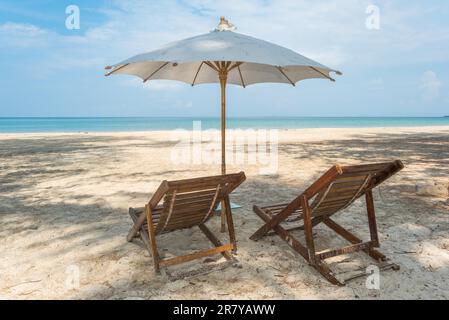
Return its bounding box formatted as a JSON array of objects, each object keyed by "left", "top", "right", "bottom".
[
  {"left": 308, "top": 161, "right": 403, "bottom": 218},
  {"left": 153, "top": 172, "right": 246, "bottom": 234}
]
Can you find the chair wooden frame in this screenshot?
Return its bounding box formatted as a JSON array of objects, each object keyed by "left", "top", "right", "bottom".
[
  {"left": 127, "top": 172, "right": 246, "bottom": 273},
  {"left": 250, "top": 161, "right": 404, "bottom": 286}
]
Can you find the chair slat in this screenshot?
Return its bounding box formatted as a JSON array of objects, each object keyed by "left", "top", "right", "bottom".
[
  {"left": 168, "top": 203, "right": 214, "bottom": 216},
  {"left": 263, "top": 203, "right": 293, "bottom": 210},
  {"left": 341, "top": 163, "right": 392, "bottom": 174},
  {"left": 166, "top": 193, "right": 217, "bottom": 206},
  {"left": 165, "top": 189, "right": 218, "bottom": 200}
]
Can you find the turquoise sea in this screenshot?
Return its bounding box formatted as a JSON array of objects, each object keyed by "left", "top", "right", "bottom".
[{"left": 1, "top": 117, "right": 449, "bottom": 133}]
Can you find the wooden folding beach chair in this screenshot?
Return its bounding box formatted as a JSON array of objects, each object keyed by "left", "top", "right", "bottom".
[
  {"left": 250, "top": 161, "right": 404, "bottom": 286},
  {"left": 127, "top": 172, "right": 246, "bottom": 274}
]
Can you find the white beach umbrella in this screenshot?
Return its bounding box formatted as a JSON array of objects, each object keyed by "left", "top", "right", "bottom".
[{"left": 105, "top": 17, "right": 341, "bottom": 231}]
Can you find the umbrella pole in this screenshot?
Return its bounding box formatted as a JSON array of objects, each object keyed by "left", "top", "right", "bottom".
[
  {"left": 219, "top": 67, "right": 227, "bottom": 232},
  {"left": 220, "top": 70, "right": 227, "bottom": 176}
]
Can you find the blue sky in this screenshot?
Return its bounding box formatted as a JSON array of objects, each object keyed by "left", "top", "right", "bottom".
[{"left": 0, "top": 0, "right": 448, "bottom": 117}]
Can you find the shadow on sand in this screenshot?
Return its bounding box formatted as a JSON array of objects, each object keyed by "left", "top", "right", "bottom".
[{"left": 1, "top": 130, "right": 448, "bottom": 299}]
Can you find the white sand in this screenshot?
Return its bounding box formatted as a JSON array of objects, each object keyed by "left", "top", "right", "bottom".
[{"left": 1, "top": 126, "right": 449, "bottom": 299}]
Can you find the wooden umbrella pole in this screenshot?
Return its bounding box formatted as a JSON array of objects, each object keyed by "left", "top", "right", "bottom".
[
  {"left": 219, "top": 68, "right": 227, "bottom": 175},
  {"left": 219, "top": 65, "right": 228, "bottom": 232}
]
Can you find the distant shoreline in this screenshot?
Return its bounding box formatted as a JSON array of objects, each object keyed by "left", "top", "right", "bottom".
[
  {"left": 1, "top": 125, "right": 449, "bottom": 137},
  {"left": 0, "top": 116, "right": 448, "bottom": 119},
  {"left": 1, "top": 116, "right": 449, "bottom": 133}
]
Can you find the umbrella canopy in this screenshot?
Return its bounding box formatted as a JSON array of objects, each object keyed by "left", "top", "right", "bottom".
[{"left": 106, "top": 17, "right": 341, "bottom": 87}]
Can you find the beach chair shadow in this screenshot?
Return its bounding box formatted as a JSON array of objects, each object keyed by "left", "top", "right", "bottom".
[
  {"left": 250, "top": 160, "right": 404, "bottom": 286},
  {"left": 127, "top": 172, "right": 246, "bottom": 279}
]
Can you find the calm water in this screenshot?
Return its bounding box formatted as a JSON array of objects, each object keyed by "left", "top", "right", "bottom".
[{"left": 1, "top": 117, "right": 449, "bottom": 133}]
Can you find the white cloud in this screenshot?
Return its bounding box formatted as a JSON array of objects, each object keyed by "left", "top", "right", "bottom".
[
  {"left": 420, "top": 71, "right": 441, "bottom": 102},
  {"left": 0, "top": 22, "right": 47, "bottom": 36},
  {"left": 0, "top": 22, "right": 49, "bottom": 48}
]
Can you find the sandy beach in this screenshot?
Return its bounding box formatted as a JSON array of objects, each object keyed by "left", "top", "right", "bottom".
[{"left": 1, "top": 126, "right": 449, "bottom": 300}]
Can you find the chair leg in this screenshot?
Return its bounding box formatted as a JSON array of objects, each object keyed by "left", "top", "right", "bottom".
[
  {"left": 223, "top": 196, "right": 237, "bottom": 253},
  {"left": 301, "top": 195, "right": 317, "bottom": 265},
  {"left": 220, "top": 200, "right": 227, "bottom": 233},
  {"left": 365, "top": 190, "right": 380, "bottom": 247},
  {"left": 301, "top": 196, "right": 346, "bottom": 286},
  {"left": 145, "top": 204, "right": 161, "bottom": 273},
  {"left": 127, "top": 207, "right": 141, "bottom": 242}
]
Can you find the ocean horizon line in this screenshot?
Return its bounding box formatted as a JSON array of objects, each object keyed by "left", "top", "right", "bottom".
[
  {"left": 0, "top": 116, "right": 448, "bottom": 119},
  {"left": 1, "top": 116, "right": 449, "bottom": 133}
]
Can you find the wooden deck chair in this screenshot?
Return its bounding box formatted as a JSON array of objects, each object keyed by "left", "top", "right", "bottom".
[
  {"left": 250, "top": 160, "right": 404, "bottom": 286},
  {"left": 127, "top": 172, "right": 246, "bottom": 274}
]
